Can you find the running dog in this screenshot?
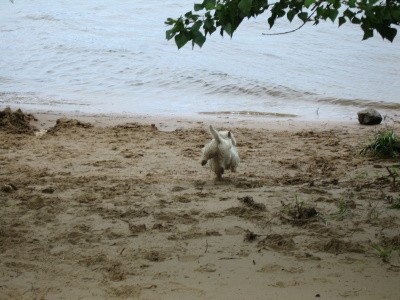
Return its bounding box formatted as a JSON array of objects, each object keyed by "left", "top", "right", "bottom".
[{"left": 201, "top": 125, "right": 240, "bottom": 180}]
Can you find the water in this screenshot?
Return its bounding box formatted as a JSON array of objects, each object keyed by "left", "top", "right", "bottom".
[{"left": 1, "top": 0, "right": 400, "bottom": 121}]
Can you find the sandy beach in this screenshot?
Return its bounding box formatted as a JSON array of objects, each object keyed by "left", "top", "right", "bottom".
[{"left": 1, "top": 108, "right": 399, "bottom": 299}]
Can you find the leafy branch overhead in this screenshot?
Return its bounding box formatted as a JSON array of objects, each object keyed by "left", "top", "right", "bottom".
[{"left": 165, "top": 0, "right": 400, "bottom": 48}]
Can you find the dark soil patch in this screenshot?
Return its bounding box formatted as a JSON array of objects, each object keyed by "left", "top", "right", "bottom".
[
  {"left": 154, "top": 212, "right": 198, "bottom": 225},
  {"left": 317, "top": 238, "right": 365, "bottom": 254},
  {"left": 238, "top": 196, "right": 266, "bottom": 211},
  {"left": 113, "top": 122, "right": 158, "bottom": 131},
  {"left": 224, "top": 206, "right": 266, "bottom": 220},
  {"left": 257, "top": 234, "right": 295, "bottom": 251},
  {"left": 234, "top": 178, "right": 265, "bottom": 189},
  {"left": 47, "top": 118, "right": 93, "bottom": 135},
  {"left": 143, "top": 251, "right": 167, "bottom": 262},
  {"left": 381, "top": 234, "right": 400, "bottom": 250},
  {"left": 0, "top": 107, "right": 36, "bottom": 134}
]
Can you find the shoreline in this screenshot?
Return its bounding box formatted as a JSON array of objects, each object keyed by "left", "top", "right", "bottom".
[{"left": 14, "top": 106, "right": 398, "bottom": 133}]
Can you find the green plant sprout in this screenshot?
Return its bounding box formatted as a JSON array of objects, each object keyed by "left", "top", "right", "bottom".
[
  {"left": 371, "top": 244, "right": 392, "bottom": 263},
  {"left": 330, "top": 199, "right": 349, "bottom": 220},
  {"left": 361, "top": 130, "right": 400, "bottom": 158}
]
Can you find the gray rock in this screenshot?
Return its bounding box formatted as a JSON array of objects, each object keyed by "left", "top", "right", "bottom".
[{"left": 357, "top": 108, "right": 382, "bottom": 125}]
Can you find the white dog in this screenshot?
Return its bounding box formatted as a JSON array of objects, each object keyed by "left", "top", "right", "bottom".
[{"left": 201, "top": 125, "right": 240, "bottom": 180}]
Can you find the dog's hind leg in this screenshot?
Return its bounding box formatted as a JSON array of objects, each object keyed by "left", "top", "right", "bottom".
[
  {"left": 209, "top": 158, "right": 224, "bottom": 180},
  {"left": 216, "top": 167, "right": 224, "bottom": 180}
]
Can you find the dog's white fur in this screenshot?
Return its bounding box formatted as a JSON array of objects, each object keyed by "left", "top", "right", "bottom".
[{"left": 201, "top": 125, "right": 240, "bottom": 180}]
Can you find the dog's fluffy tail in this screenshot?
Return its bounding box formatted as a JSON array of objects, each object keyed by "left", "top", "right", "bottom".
[{"left": 210, "top": 125, "right": 222, "bottom": 143}]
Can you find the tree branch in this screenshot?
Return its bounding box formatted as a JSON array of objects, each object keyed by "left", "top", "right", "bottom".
[
  {"left": 262, "top": 21, "right": 308, "bottom": 35},
  {"left": 262, "top": 6, "right": 319, "bottom": 36}
]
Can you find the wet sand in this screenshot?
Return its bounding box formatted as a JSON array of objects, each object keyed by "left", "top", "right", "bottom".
[{"left": 1, "top": 110, "right": 399, "bottom": 299}]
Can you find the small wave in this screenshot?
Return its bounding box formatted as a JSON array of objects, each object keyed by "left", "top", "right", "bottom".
[
  {"left": 199, "top": 111, "right": 298, "bottom": 118},
  {"left": 0, "top": 77, "right": 14, "bottom": 83},
  {"left": 209, "top": 71, "right": 229, "bottom": 78},
  {"left": 206, "top": 83, "right": 291, "bottom": 98},
  {"left": 318, "top": 98, "right": 400, "bottom": 110},
  {"left": 0, "top": 92, "right": 89, "bottom": 106},
  {"left": 25, "top": 14, "right": 60, "bottom": 22},
  {"left": 169, "top": 70, "right": 304, "bottom": 100},
  {"left": 170, "top": 70, "right": 400, "bottom": 111}
]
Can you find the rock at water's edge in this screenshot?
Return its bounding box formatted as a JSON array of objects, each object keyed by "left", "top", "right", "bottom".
[{"left": 357, "top": 108, "right": 382, "bottom": 125}]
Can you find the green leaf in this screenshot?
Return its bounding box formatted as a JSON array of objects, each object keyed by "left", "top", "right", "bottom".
[
  {"left": 193, "top": 32, "right": 206, "bottom": 47},
  {"left": 277, "top": 9, "right": 286, "bottom": 18},
  {"left": 238, "top": 0, "right": 253, "bottom": 15},
  {"left": 316, "top": 6, "right": 326, "bottom": 19},
  {"left": 166, "top": 29, "right": 175, "bottom": 40},
  {"left": 164, "top": 18, "right": 176, "bottom": 26},
  {"left": 304, "top": 0, "right": 316, "bottom": 8},
  {"left": 391, "top": 8, "right": 400, "bottom": 21},
  {"left": 204, "top": 17, "right": 216, "bottom": 35},
  {"left": 384, "top": 27, "right": 397, "bottom": 42},
  {"left": 351, "top": 17, "right": 361, "bottom": 24},
  {"left": 348, "top": 0, "right": 356, "bottom": 8},
  {"left": 184, "top": 12, "right": 199, "bottom": 21},
  {"left": 205, "top": 25, "right": 216, "bottom": 35},
  {"left": 268, "top": 14, "right": 276, "bottom": 28},
  {"left": 175, "top": 32, "right": 189, "bottom": 49},
  {"left": 191, "top": 20, "right": 203, "bottom": 32},
  {"left": 338, "top": 16, "right": 346, "bottom": 27},
  {"left": 298, "top": 12, "right": 309, "bottom": 22},
  {"left": 204, "top": 0, "right": 216, "bottom": 10},
  {"left": 362, "top": 29, "right": 374, "bottom": 40},
  {"left": 328, "top": 9, "right": 339, "bottom": 22},
  {"left": 225, "top": 23, "right": 233, "bottom": 36},
  {"left": 204, "top": 17, "right": 213, "bottom": 28},
  {"left": 194, "top": 4, "right": 203, "bottom": 11},
  {"left": 333, "top": 0, "right": 341, "bottom": 10},
  {"left": 343, "top": 9, "right": 355, "bottom": 19},
  {"left": 368, "top": 0, "right": 380, "bottom": 5},
  {"left": 287, "top": 9, "right": 297, "bottom": 22}
]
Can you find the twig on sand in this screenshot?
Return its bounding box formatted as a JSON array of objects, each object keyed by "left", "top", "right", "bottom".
[
  {"left": 390, "top": 263, "right": 400, "bottom": 269},
  {"left": 243, "top": 230, "right": 269, "bottom": 242},
  {"left": 205, "top": 240, "right": 208, "bottom": 253},
  {"left": 238, "top": 196, "right": 266, "bottom": 211}
]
